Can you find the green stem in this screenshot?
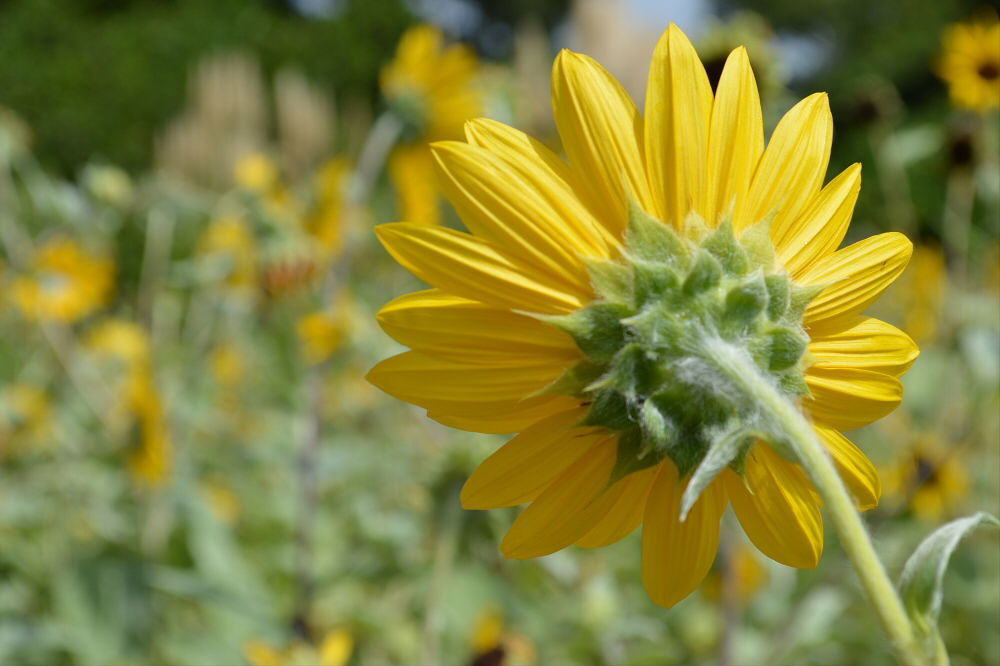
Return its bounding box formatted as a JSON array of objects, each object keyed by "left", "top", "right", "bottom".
[{"left": 703, "top": 339, "right": 928, "bottom": 666}]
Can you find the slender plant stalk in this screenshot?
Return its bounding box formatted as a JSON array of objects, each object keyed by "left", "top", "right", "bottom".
[
  {"left": 291, "top": 110, "right": 403, "bottom": 633},
  {"left": 703, "top": 339, "right": 927, "bottom": 666}
]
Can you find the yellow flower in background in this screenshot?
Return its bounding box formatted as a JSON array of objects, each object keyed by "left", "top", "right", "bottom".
[
  {"left": 469, "top": 607, "right": 537, "bottom": 666},
  {"left": 883, "top": 437, "right": 969, "bottom": 523},
  {"left": 388, "top": 144, "right": 440, "bottom": 224},
  {"left": 243, "top": 629, "right": 353, "bottom": 666},
  {"left": 896, "top": 243, "right": 947, "bottom": 344},
  {"left": 9, "top": 237, "right": 113, "bottom": 323},
  {"left": 296, "top": 306, "right": 348, "bottom": 365},
  {"left": 86, "top": 318, "right": 172, "bottom": 487},
  {"left": 0, "top": 383, "right": 53, "bottom": 452},
  {"left": 702, "top": 542, "right": 767, "bottom": 604},
  {"left": 210, "top": 343, "right": 246, "bottom": 388},
  {"left": 86, "top": 318, "right": 152, "bottom": 367},
  {"left": 307, "top": 157, "right": 351, "bottom": 256},
  {"left": 937, "top": 12, "right": 1000, "bottom": 111},
  {"left": 235, "top": 153, "right": 280, "bottom": 192},
  {"left": 382, "top": 24, "right": 483, "bottom": 225},
  {"left": 200, "top": 479, "right": 242, "bottom": 524},
  {"left": 381, "top": 23, "right": 481, "bottom": 141},
  {"left": 198, "top": 216, "right": 258, "bottom": 289},
  {"left": 233, "top": 153, "right": 297, "bottom": 220},
  {"left": 370, "top": 24, "right": 917, "bottom": 607}
]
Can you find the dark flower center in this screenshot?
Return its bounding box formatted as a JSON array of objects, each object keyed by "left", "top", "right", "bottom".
[{"left": 977, "top": 61, "right": 1000, "bottom": 81}]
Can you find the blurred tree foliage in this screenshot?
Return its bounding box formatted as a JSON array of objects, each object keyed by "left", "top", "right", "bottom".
[{"left": 0, "top": 0, "right": 412, "bottom": 173}]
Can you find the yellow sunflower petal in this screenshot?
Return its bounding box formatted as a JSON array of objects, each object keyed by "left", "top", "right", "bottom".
[
  {"left": 500, "top": 436, "right": 618, "bottom": 558},
  {"left": 366, "top": 351, "right": 565, "bottom": 414},
  {"left": 743, "top": 93, "right": 832, "bottom": 234},
  {"left": 432, "top": 141, "right": 597, "bottom": 287},
  {"left": 799, "top": 232, "right": 913, "bottom": 325},
  {"left": 705, "top": 46, "right": 764, "bottom": 229},
  {"left": 462, "top": 407, "right": 597, "bottom": 509},
  {"left": 375, "top": 222, "right": 589, "bottom": 314},
  {"left": 642, "top": 460, "right": 727, "bottom": 608},
  {"left": 377, "top": 289, "right": 580, "bottom": 366},
  {"left": 808, "top": 316, "right": 919, "bottom": 377},
  {"left": 644, "top": 23, "right": 714, "bottom": 227},
  {"left": 428, "top": 395, "right": 580, "bottom": 434},
  {"left": 778, "top": 163, "right": 862, "bottom": 276},
  {"left": 804, "top": 366, "right": 903, "bottom": 431},
  {"left": 726, "top": 444, "right": 823, "bottom": 569},
  {"left": 576, "top": 465, "right": 659, "bottom": 548},
  {"left": 814, "top": 424, "right": 881, "bottom": 511},
  {"left": 552, "top": 49, "right": 655, "bottom": 236},
  {"left": 463, "top": 118, "right": 617, "bottom": 255}
]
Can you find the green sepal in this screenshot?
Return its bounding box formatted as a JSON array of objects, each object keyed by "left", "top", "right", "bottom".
[
  {"left": 681, "top": 211, "right": 711, "bottom": 243},
  {"left": 584, "top": 257, "right": 634, "bottom": 303},
  {"left": 724, "top": 272, "right": 769, "bottom": 331},
  {"left": 540, "top": 360, "right": 608, "bottom": 398},
  {"left": 679, "top": 422, "right": 761, "bottom": 520},
  {"left": 764, "top": 274, "right": 791, "bottom": 321},
  {"left": 766, "top": 326, "right": 808, "bottom": 371},
  {"left": 581, "top": 390, "right": 633, "bottom": 431},
  {"left": 639, "top": 398, "right": 677, "bottom": 452},
  {"left": 626, "top": 199, "right": 689, "bottom": 267},
  {"left": 683, "top": 249, "right": 723, "bottom": 296},
  {"left": 544, "top": 303, "right": 631, "bottom": 362},
  {"left": 788, "top": 283, "right": 825, "bottom": 320},
  {"left": 703, "top": 219, "right": 749, "bottom": 276},
  {"left": 608, "top": 428, "right": 662, "bottom": 487},
  {"left": 778, "top": 371, "right": 809, "bottom": 396},
  {"left": 633, "top": 259, "right": 680, "bottom": 307},
  {"left": 739, "top": 218, "right": 775, "bottom": 271},
  {"left": 587, "top": 343, "right": 656, "bottom": 400},
  {"left": 898, "top": 512, "right": 999, "bottom": 662}
]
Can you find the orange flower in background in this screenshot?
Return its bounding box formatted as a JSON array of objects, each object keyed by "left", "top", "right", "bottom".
[{"left": 369, "top": 24, "right": 918, "bottom": 608}]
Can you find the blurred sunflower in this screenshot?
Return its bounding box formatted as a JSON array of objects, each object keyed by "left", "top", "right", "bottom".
[
  {"left": 86, "top": 318, "right": 172, "bottom": 486},
  {"left": 701, "top": 542, "right": 767, "bottom": 604},
  {"left": 198, "top": 216, "right": 259, "bottom": 289},
  {"left": 937, "top": 12, "right": 1000, "bottom": 112},
  {"left": 381, "top": 24, "right": 482, "bottom": 224},
  {"left": 244, "top": 629, "right": 353, "bottom": 666},
  {"left": 0, "top": 383, "right": 53, "bottom": 453},
  {"left": 468, "top": 606, "right": 536, "bottom": 666},
  {"left": 883, "top": 436, "right": 969, "bottom": 522},
  {"left": 296, "top": 308, "right": 347, "bottom": 365},
  {"left": 370, "top": 24, "right": 918, "bottom": 607},
  {"left": 9, "top": 237, "right": 113, "bottom": 323}
]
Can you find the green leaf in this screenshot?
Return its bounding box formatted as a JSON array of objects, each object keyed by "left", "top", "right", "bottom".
[{"left": 898, "top": 512, "right": 999, "bottom": 646}]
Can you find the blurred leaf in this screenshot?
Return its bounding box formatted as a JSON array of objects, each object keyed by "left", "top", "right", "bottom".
[{"left": 898, "top": 512, "right": 999, "bottom": 659}]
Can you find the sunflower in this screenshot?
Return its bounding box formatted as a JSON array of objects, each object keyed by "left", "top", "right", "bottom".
[
  {"left": 937, "top": 12, "right": 1000, "bottom": 112},
  {"left": 9, "top": 237, "right": 113, "bottom": 323},
  {"left": 883, "top": 436, "right": 969, "bottom": 523},
  {"left": 381, "top": 24, "right": 482, "bottom": 224},
  {"left": 368, "top": 24, "right": 917, "bottom": 607}
]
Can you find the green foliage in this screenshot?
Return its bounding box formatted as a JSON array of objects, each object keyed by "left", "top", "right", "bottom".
[{"left": 0, "top": 0, "right": 412, "bottom": 173}]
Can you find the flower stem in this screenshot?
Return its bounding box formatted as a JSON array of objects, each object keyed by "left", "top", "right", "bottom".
[{"left": 703, "top": 339, "right": 927, "bottom": 666}]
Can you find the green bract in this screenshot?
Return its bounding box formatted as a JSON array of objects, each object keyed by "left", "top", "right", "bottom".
[{"left": 543, "top": 202, "right": 822, "bottom": 483}]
